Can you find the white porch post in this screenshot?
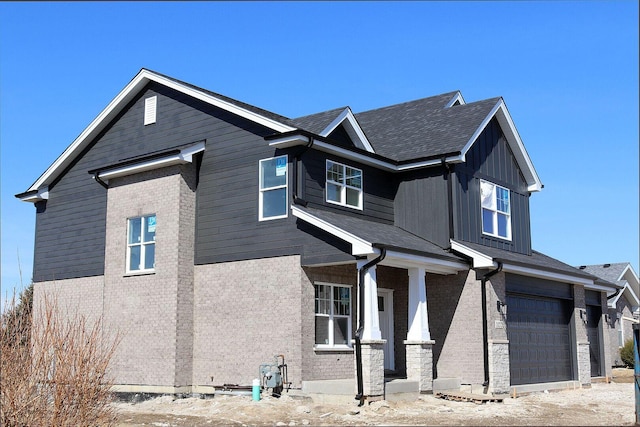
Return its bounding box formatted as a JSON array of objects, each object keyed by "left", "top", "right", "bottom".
[
  {"left": 405, "top": 267, "right": 435, "bottom": 393},
  {"left": 357, "top": 258, "right": 382, "bottom": 340},
  {"left": 407, "top": 267, "right": 431, "bottom": 341}
]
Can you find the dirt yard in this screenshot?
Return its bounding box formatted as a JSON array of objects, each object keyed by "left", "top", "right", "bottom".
[{"left": 114, "top": 369, "right": 636, "bottom": 426}]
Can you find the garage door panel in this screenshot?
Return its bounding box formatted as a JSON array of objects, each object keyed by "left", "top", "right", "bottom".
[{"left": 507, "top": 294, "right": 573, "bottom": 385}]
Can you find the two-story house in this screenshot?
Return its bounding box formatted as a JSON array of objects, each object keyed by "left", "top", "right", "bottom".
[
  {"left": 579, "top": 263, "right": 639, "bottom": 368},
  {"left": 17, "top": 69, "right": 619, "bottom": 400}
]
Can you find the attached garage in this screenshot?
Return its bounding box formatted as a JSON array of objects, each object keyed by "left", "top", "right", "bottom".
[{"left": 506, "top": 274, "right": 574, "bottom": 385}]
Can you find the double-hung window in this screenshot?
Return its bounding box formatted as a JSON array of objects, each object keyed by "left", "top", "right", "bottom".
[
  {"left": 314, "top": 283, "right": 352, "bottom": 348},
  {"left": 326, "top": 160, "right": 362, "bottom": 209},
  {"left": 127, "top": 215, "right": 156, "bottom": 273},
  {"left": 259, "top": 155, "right": 288, "bottom": 220},
  {"left": 480, "top": 180, "right": 511, "bottom": 240}
]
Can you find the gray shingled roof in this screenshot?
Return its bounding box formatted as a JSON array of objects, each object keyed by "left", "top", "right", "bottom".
[
  {"left": 355, "top": 97, "right": 500, "bottom": 162},
  {"left": 147, "top": 69, "right": 297, "bottom": 128},
  {"left": 291, "top": 107, "right": 346, "bottom": 135},
  {"left": 298, "top": 206, "right": 463, "bottom": 262},
  {"left": 156, "top": 69, "right": 505, "bottom": 164},
  {"left": 577, "top": 263, "right": 629, "bottom": 286},
  {"left": 455, "top": 240, "right": 604, "bottom": 282}
]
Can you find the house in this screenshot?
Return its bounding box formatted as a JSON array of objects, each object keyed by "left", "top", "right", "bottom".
[
  {"left": 17, "top": 69, "right": 619, "bottom": 399},
  {"left": 578, "top": 263, "right": 639, "bottom": 367}
]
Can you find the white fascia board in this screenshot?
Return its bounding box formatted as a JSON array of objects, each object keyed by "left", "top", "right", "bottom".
[
  {"left": 445, "top": 91, "right": 466, "bottom": 108},
  {"left": 614, "top": 283, "right": 640, "bottom": 307},
  {"left": 619, "top": 264, "right": 640, "bottom": 287},
  {"left": 449, "top": 240, "right": 496, "bottom": 269},
  {"left": 27, "top": 69, "right": 294, "bottom": 192},
  {"left": 319, "top": 108, "right": 375, "bottom": 153},
  {"left": 270, "top": 138, "right": 456, "bottom": 172},
  {"left": 17, "top": 186, "right": 49, "bottom": 202},
  {"left": 98, "top": 141, "right": 205, "bottom": 181},
  {"left": 502, "top": 263, "right": 595, "bottom": 287},
  {"left": 380, "top": 249, "right": 467, "bottom": 274},
  {"left": 458, "top": 99, "right": 543, "bottom": 193},
  {"left": 291, "top": 205, "right": 374, "bottom": 256}
]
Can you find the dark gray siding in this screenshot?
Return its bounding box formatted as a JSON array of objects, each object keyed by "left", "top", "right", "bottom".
[
  {"left": 32, "top": 82, "right": 295, "bottom": 281},
  {"left": 301, "top": 151, "right": 396, "bottom": 223},
  {"left": 393, "top": 167, "right": 450, "bottom": 248},
  {"left": 452, "top": 118, "right": 532, "bottom": 255}
]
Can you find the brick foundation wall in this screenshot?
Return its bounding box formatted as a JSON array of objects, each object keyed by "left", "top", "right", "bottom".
[
  {"left": 427, "top": 270, "right": 484, "bottom": 385},
  {"left": 193, "top": 256, "right": 304, "bottom": 388}
]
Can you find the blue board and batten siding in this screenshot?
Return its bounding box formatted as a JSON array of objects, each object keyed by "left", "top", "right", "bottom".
[{"left": 452, "top": 118, "right": 532, "bottom": 255}]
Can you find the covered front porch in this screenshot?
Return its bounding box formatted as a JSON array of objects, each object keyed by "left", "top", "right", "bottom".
[{"left": 293, "top": 205, "right": 469, "bottom": 401}]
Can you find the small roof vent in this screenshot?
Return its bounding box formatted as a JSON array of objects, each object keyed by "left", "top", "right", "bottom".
[
  {"left": 579, "top": 266, "right": 586, "bottom": 270},
  {"left": 604, "top": 263, "right": 611, "bottom": 268}
]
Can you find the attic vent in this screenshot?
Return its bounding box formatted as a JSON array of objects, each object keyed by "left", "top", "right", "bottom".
[
  {"left": 604, "top": 263, "right": 611, "bottom": 268},
  {"left": 144, "top": 96, "right": 157, "bottom": 125}
]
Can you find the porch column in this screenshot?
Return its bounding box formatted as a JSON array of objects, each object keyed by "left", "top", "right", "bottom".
[
  {"left": 404, "top": 267, "right": 435, "bottom": 393},
  {"left": 356, "top": 259, "right": 385, "bottom": 399},
  {"left": 357, "top": 259, "right": 382, "bottom": 340}
]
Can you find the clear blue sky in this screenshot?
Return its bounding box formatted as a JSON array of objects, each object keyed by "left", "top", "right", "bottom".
[{"left": 1, "top": 2, "right": 638, "bottom": 295}]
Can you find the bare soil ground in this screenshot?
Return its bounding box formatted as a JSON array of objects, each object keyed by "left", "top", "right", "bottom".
[{"left": 114, "top": 368, "right": 636, "bottom": 426}]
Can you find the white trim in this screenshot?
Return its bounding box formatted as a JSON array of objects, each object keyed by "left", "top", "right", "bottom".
[
  {"left": 26, "top": 69, "right": 295, "bottom": 193},
  {"left": 325, "top": 159, "right": 363, "bottom": 210},
  {"left": 97, "top": 141, "right": 205, "bottom": 182},
  {"left": 619, "top": 264, "right": 640, "bottom": 286},
  {"left": 320, "top": 108, "right": 375, "bottom": 153},
  {"left": 291, "top": 205, "right": 373, "bottom": 255},
  {"left": 258, "top": 155, "right": 288, "bottom": 221},
  {"left": 380, "top": 249, "right": 467, "bottom": 274},
  {"left": 458, "top": 99, "right": 542, "bottom": 192},
  {"left": 502, "top": 263, "right": 595, "bottom": 287},
  {"left": 270, "top": 137, "right": 456, "bottom": 172},
  {"left": 17, "top": 186, "right": 49, "bottom": 202},
  {"left": 313, "top": 282, "right": 353, "bottom": 349},
  {"left": 445, "top": 91, "right": 466, "bottom": 108},
  {"left": 480, "top": 179, "right": 512, "bottom": 241},
  {"left": 377, "top": 287, "right": 395, "bottom": 370},
  {"left": 608, "top": 283, "right": 640, "bottom": 308},
  {"left": 450, "top": 240, "right": 496, "bottom": 269}
]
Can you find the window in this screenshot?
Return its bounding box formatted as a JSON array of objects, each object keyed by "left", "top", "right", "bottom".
[
  {"left": 127, "top": 215, "right": 156, "bottom": 272},
  {"left": 326, "top": 160, "right": 362, "bottom": 209},
  {"left": 315, "top": 283, "right": 351, "bottom": 347},
  {"left": 618, "top": 317, "right": 624, "bottom": 347},
  {"left": 480, "top": 180, "right": 511, "bottom": 240},
  {"left": 259, "top": 155, "right": 288, "bottom": 220}
]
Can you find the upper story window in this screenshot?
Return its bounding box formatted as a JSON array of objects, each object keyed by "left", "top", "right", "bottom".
[
  {"left": 480, "top": 180, "right": 511, "bottom": 240},
  {"left": 259, "top": 155, "right": 288, "bottom": 221},
  {"left": 326, "top": 160, "right": 362, "bottom": 209},
  {"left": 314, "top": 283, "right": 352, "bottom": 348},
  {"left": 127, "top": 214, "right": 156, "bottom": 273}
]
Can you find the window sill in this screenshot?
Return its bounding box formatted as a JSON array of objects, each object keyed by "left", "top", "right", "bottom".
[
  {"left": 313, "top": 346, "right": 354, "bottom": 353},
  {"left": 124, "top": 270, "right": 155, "bottom": 277}
]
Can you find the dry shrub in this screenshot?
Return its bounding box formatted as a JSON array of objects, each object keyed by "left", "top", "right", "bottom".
[{"left": 1, "top": 288, "right": 120, "bottom": 426}]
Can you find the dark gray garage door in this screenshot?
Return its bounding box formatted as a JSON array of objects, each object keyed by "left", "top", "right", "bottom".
[{"left": 507, "top": 294, "right": 573, "bottom": 385}]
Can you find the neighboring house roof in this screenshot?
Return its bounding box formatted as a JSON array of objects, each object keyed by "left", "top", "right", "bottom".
[
  {"left": 577, "top": 263, "right": 640, "bottom": 308},
  {"left": 451, "top": 240, "right": 612, "bottom": 289},
  {"left": 291, "top": 205, "right": 467, "bottom": 275}
]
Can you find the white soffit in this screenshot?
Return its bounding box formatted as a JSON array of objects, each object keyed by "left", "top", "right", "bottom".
[
  {"left": 291, "top": 205, "right": 374, "bottom": 256},
  {"left": 26, "top": 69, "right": 295, "bottom": 193},
  {"left": 96, "top": 141, "right": 205, "bottom": 181},
  {"left": 449, "top": 240, "right": 496, "bottom": 269},
  {"left": 608, "top": 283, "right": 640, "bottom": 308},
  {"left": 457, "top": 99, "right": 543, "bottom": 193}
]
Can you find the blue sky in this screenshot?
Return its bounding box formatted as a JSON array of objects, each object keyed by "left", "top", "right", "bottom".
[{"left": 1, "top": 1, "right": 638, "bottom": 295}]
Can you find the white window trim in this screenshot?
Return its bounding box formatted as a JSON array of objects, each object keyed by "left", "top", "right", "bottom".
[
  {"left": 314, "top": 282, "right": 353, "bottom": 349},
  {"left": 126, "top": 215, "right": 156, "bottom": 274},
  {"left": 259, "top": 155, "right": 288, "bottom": 221},
  {"left": 325, "top": 160, "right": 363, "bottom": 210},
  {"left": 480, "top": 179, "right": 512, "bottom": 241}
]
